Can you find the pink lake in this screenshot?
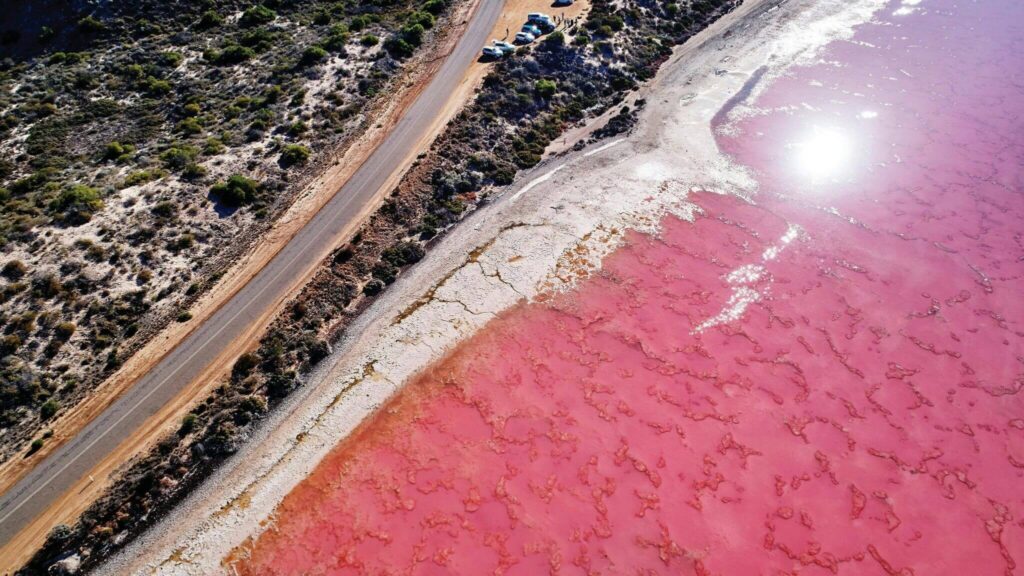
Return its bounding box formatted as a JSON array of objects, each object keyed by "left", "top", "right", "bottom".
[{"left": 231, "top": 0, "right": 1024, "bottom": 574}]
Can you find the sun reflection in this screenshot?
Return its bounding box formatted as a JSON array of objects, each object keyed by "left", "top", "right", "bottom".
[{"left": 793, "top": 126, "right": 852, "bottom": 182}]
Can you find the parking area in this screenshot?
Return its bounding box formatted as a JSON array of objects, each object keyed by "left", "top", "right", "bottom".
[{"left": 479, "top": 0, "right": 590, "bottom": 60}]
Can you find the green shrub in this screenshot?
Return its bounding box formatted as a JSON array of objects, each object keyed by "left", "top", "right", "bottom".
[
  {"left": 349, "top": 15, "right": 370, "bottom": 32},
  {"left": 141, "top": 76, "right": 171, "bottom": 95},
  {"left": 210, "top": 174, "right": 259, "bottom": 207},
  {"left": 324, "top": 30, "right": 350, "bottom": 52},
  {"left": 424, "top": 0, "right": 447, "bottom": 15},
  {"left": 381, "top": 241, "right": 424, "bottom": 267},
  {"left": 151, "top": 201, "right": 176, "bottom": 219},
  {"left": 213, "top": 44, "right": 255, "bottom": 65},
  {"left": 542, "top": 30, "right": 565, "bottom": 47},
  {"left": 301, "top": 45, "right": 328, "bottom": 66},
  {"left": 40, "top": 399, "right": 59, "bottom": 420},
  {"left": 233, "top": 352, "right": 259, "bottom": 378},
  {"left": 280, "top": 144, "right": 310, "bottom": 167},
  {"left": 160, "top": 51, "right": 183, "bottom": 67},
  {"left": 360, "top": 34, "right": 379, "bottom": 47},
  {"left": 50, "top": 185, "right": 103, "bottom": 225},
  {"left": 103, "top": 141, "right": 135, "bottom": 161},
  {"left": 178, "top": 413, "right": 198, "bottom": 436},
  {"left": 407, "top": 11, "right": 435, "bottom": 30},
  {"left": 177, "top": 117, "right": 203, "bottom": 135},
  {"left": 196, "top": 10, "right": 223, "bottom": 30},
  {"left": 122, "top": 169, "right": 166, "bottom": 188},
  {"left": 176, "top": 311, "right": 193, "bottom": 322},
  {"left": 28, "top": 438, "right": 44, "bottom": 454},
  {"left": 182, "top": 163, "right": 207, "bottom": 180},
  {"left": 203, "top": 137, "right": 226, "bottom": 155},
  {"left": 240, "top": 5, "right": 276, "bottom": 27},
  {"left": 371, "top": 262, "right": 398, "bottom": 284},
  {"left": 535, "top": 79, "right": 557, "bottom": 99},
  {"left": 78, "top": 16, "right": 106, "bottom": 33},
  {"left": 239, "top": 28, "right": 277, "bottom": 53},
  {"left": 363, "top": 278, "right": 385, "bottom": 296},
  {"left": 240, "top": 395, "right": 267, "bottom": 414},
  {"left": 160, "top": 145, "right": 198, "bottom": 170}
]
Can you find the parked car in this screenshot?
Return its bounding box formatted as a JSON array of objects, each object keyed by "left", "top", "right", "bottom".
[
  {"left": 553, "top": 0, "right": 573, "bottom": 6},
  {"left": 481, "top": 46, "right": 504, "bottom": 59},
  {"left": 527, "top": 13, "right": 550, "bottom": 23},
  {"left": 493, "top": 40, "right": 515, "bottom": 55},
  {"left": 522, "top": 24, "right": 543, "bottom": 37},
  {"left": 514, "top": 31, "right": 535, "bottom": 44}
]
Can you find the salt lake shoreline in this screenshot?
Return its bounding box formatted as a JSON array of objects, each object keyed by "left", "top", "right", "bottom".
[{"left": 98, "top": 0, "right": 887, "bottom": 572}]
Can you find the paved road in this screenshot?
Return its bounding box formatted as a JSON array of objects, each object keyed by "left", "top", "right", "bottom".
[{"left": 0, "top": 0, "right": 503, "bottom": 559}]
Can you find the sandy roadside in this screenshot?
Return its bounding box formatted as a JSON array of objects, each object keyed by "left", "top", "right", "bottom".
[
  {"left": 0, "top": 0, "right": 598, "bottom": 571},
  {"left": 94, "top": 0, "right": 889, "bottom": 573}
]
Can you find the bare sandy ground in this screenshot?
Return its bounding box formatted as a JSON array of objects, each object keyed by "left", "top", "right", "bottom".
[{"left": 97, "top": 0, "right": 886, "bottom": 573}]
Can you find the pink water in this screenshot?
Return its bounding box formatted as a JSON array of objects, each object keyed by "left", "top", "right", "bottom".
[{"left": 232, "top": 1, "right": 1024, "bottom": 574}]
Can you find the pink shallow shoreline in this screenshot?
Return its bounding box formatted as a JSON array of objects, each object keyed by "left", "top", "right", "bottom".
[{"left": 230, "top": 0, "right": 1024, "bottom": 573}]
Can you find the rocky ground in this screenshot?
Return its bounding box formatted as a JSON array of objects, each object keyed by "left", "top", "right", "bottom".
[
  {"left": 75, "top": 0, "right": 890, "bottom": 574},
  {"left": 0, "top": 1, "right": 457, "bottom": 465}
]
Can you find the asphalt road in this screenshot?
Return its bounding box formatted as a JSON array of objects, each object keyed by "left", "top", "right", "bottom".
[{"left": 0, "top": 0, "right": 503, "bottom": 557}]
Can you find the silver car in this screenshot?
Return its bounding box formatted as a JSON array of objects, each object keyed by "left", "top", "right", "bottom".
[
  {"left": 492, "top": 41, "right": 515, "bottom": 55},
  {"left": 514, "top": 32, "right": 535, "bottom": 44}
]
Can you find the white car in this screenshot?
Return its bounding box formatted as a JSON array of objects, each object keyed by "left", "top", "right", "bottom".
[
  {"left": 527, "top": 13, "right": 550, "bottom": 23},
  {"left": 492, "top": 41, "right": 515, "bottom": 55},
  {"left": 514, "top": 32, "right": 535, "bottom": 44},
  {"left": 481, "top": 46, "right": 504, "bottom": 59}
]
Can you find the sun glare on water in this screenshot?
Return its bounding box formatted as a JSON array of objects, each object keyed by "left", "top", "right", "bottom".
[{"left": 793, "top": 126, "right": 852, "bottom": 182}]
